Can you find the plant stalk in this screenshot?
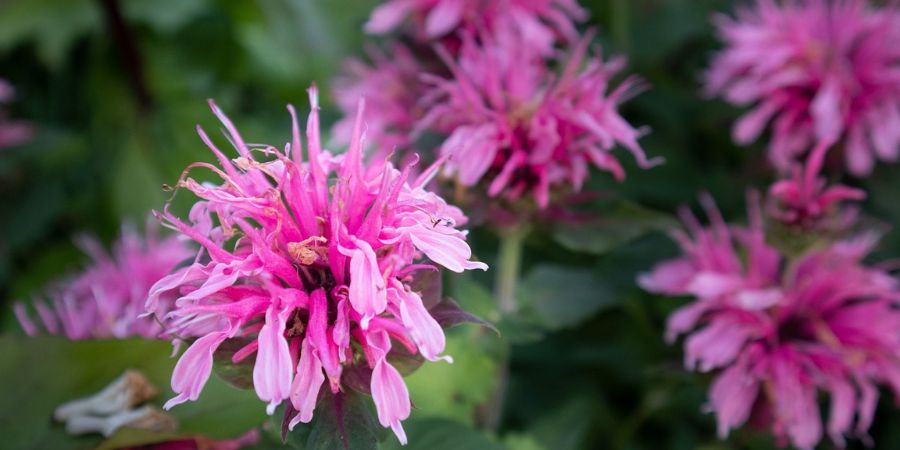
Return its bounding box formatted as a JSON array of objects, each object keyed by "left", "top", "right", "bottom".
[{"left": 495, "top": 227, "right": 527, "bottom": 315}]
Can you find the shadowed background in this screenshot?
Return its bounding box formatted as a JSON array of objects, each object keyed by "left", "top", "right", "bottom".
[{"left": 1, "top": 1, "right": 899, "bottom": 449}]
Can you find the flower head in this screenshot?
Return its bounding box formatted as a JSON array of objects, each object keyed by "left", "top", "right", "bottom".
[
  {"left": 365, "top": 0, "right": 587, "bottom": 55},
  {"left": 419, "top": 29, "right": 659, "bottom": 211},
  {"left": 0, "top": 78, "right": 33, "bottom": 150},
  {"left": 14, "top": 220, "right": 193, "bottom": 340},
  {"left": 640, "top": 194, "right": 900, "bottom": 450},
  {"left": 768, "top": 142, "right": 865, "bottom": 230},
  {"left": 705, "top": 0, "right": 900, "bottom": 175},
  {"left": 148, "top": 87, "right": 487, "bottom": 444}
]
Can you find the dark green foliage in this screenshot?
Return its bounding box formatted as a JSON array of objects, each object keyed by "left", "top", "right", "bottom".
[{"left": 2, "top": 1, "right": 900, "bottom": 449}]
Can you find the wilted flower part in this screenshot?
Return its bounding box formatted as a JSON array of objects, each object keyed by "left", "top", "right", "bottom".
[
  {"left": 705, "top": 0, "right": 900, "bottom": 175},
  {"left": 365, "top": 0, "right": 587, "bottom": 55},
  {"left": 14, "top": 221, "right": 192, "bottom": 340},
  {"left": 769, "top": 142, "right": 865, "bottom": 229},
  {"left": 640, "top": 195, "right": 900, "bottom": 449},
  {"left": 419, "top": 30, "right": 659, "bottom": 211},
  {"left": 0, "top": 78, "right": 33, "bottom": 149},
  {"left": 332, "top": 43, "right": 428, "bottom": 165},
  {"left": 148, "top": 87, "right": 487, "bottom": 444}
]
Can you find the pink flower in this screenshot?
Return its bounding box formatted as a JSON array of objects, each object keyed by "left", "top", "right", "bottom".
[
  {"left": 332, "top": 43, "right": 429, "bottom": 166},
  {"left": 419, "top": 29, "right": 660, "bottom": 211},
  {"left": 14, "top": 220, "right": 193, "bottom": 340},
  {"left": 148, "top": 87, "right": 487, "bottom": 444},
  {"left": 640, "top": 195, "right": 900, "bottom": 449},
  {"left": 768, "top": 141, "right": 865, "bottom": 229},
  {"left": 705, "top": 0, "right": 900, "bottom": 175},
  {"left": 365, "top": 0, "right": 587, "bottom": 55},
  {"left": 0, "top": 78, "right": 33, "bottom": 150}
]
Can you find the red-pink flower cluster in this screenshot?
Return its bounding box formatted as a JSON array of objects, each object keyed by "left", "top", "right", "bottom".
[
  {"left": 14, "top": 221, "right": 193, "bottom": 340},
  {"left": 146, "top": 88, "right": 487, "bottom": 444},
  {"left": 365, "top": 0, "right": 586, "bottom": 55},
  {"left": 419, "top": 30, "right": 660, "bottom": 209},
  {"left": 705, "top": 0, "right": 900, "bottom": 175},
  {"left": 640, "top": 195, "right": 900, "bottom": 450},
  {"left": 0, "top": 78, "right": 33, "bottom": 150},
  {"left": 335, "top": 0, "right": 655, "bottom": 218}
]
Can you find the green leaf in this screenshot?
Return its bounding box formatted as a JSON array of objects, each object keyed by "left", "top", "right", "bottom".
[
  {"left": 409, "top": 268, "right": 442, "bottom": 309},
  {"left": 0, "top": 0, "right": 100, "bottom": 68},
  {"left": 213, "top": 337, "right": 256, "bottom": 390},
  {"left": 551, "top": 201, "right": 675, "bottom": 255},
  {"left": 502, "top": 433, "right": 546, "bottom": 450},
  {"left": 493, "top": 314, "right": 546, "bottom": 345},
  {"left": 95, "top": 428, "right": 183, "bottom": 450},
  {"left": 450, "top": 274, "right": 499, "bottom": 324},
  {"left": 528, "top": 396, "right": 595, "bottom": 450},
  {"left": 0, "top": 336, "right": 265, "bottom": 450},
  {"left": 378, "top": 418, "right": 505, "bottom": 450},
  {"left": 388, "top": 345, "right": 426, "bottom": 377},
  {"left": 402, "top": 332, "right": 498, "bottom": 425},
  {"left": 121, "top": 0, "right": 211, "bottom": 34},
  {"left": 110, "top": 137, "right": 166, "bottom": 222},
  {"left": 301, "top": 389, "right": 381, "bottom": 450},
  {"left": 520, "top": 265, "right": 619, "bottom": 331},
  {"left": 429, "top": 297, "right": 498, "bottom": 335}
]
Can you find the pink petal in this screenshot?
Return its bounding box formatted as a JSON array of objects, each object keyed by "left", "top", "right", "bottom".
[
  {"left": 165, "top": 331, "right": 230, "bottom": 409},
  {"left": 309, "top": 288, "right": 343, "bottom": 391},
  {"left": 826, "top": 379, "right": 854, "bottom": 446},
  {"left": 368, "top": 330, "right": 411, "bottom": 444},
  {"left": 441, "top": 124, "right": 499, "bottom": 186},
  {"left": 341, "top": 239, "right": 387, "bottom": 328},
  {"left": 13, "top": 302, "right": 37, "bottom": 336},
  {"left": 425, "top": 0, "right": 465, "bottom": 37},
  {"left": 332, "top": 298, "right": 351, "bottom": 363},
  {"left": 289, "top": 337, "right": 325, "bottom": 428},
  {"left": 365, "top": 0, "right": 414, "bottom": 34},
  {"left": 406, "top": 224, "right": 487, "bottom": 273},
  {"left": 637, "top": 258, "right": 695, "bottom": 295},
  {"left": 253, "top": 306, "right": 294, "bottom": 415},
  {"left": 709, "top": 363, "right": 759, "bottom": 438},
  {"left": 810, "top": 76, "right": 844, "bottom": 145},
  {"left": 397, "top": 287, "right": 450, "bottom": 362}
]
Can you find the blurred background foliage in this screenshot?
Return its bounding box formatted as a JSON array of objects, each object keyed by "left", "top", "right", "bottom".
[{"left": 2, "top": 0, "right": 900, "bottom": 449}]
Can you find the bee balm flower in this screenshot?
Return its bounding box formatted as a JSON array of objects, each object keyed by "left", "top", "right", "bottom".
[
  {"left": 419, "top": 30, "right": 660, "bottom": 211},
  {"left": 147, "top": 87, "right": 487, "bottom": 444},
  {"left": 14, "top": 221, "right": 192, "bottom": 340},
  {"left": 705, "top": 0, "right": 900, "bottom": 175},
  {"left": 365, "top": 0, "right": 587, "bottom": 55},
  {"left": 639, "top": 195, "right": 900, "bottom": 450}
]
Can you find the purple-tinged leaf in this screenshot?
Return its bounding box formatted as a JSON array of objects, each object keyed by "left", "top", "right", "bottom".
[
  {"left": 429, "top": 298, "right": 498, "bottom": 335},
  {"left": 408, "top": 266, "right": 442, "bottom": 309},
  {"left": 212, "top": 337, "right": 256, "bottom": 390}
]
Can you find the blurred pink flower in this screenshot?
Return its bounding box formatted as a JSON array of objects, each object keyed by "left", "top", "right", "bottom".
[
  {"left": 14, "top": 220, "right": 193, "bottom": 340},
  {"left": 0, "top": 78, "right": 33, "bottom": 149},
  {"left": 147, "top": 87, "right": 487, "bottom": 444},
  {"left": 419, "top": 30, "right": 660, "bottom": 210},
  {"left": 705, "top": 0, "right": 900, "bottom": 175},
  {"left": 365, "top": 0, "right": 586, "bottom": 55},
  {"left": 640, "top": 195, "right": 900, "bottom": 449},
  {"left": 769, "top": 141, "right": 865, "bottom": 229},
  {"left": 332, "top": 43, "right": 427, "bottom": 165}
]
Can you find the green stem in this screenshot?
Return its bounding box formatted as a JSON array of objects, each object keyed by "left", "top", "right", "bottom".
[
  {"left": 495, "top": 227, "right": 527, "bottom": 315},
  {"left": 477, "top": 227, "right": 528, "bottom": 431}
]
